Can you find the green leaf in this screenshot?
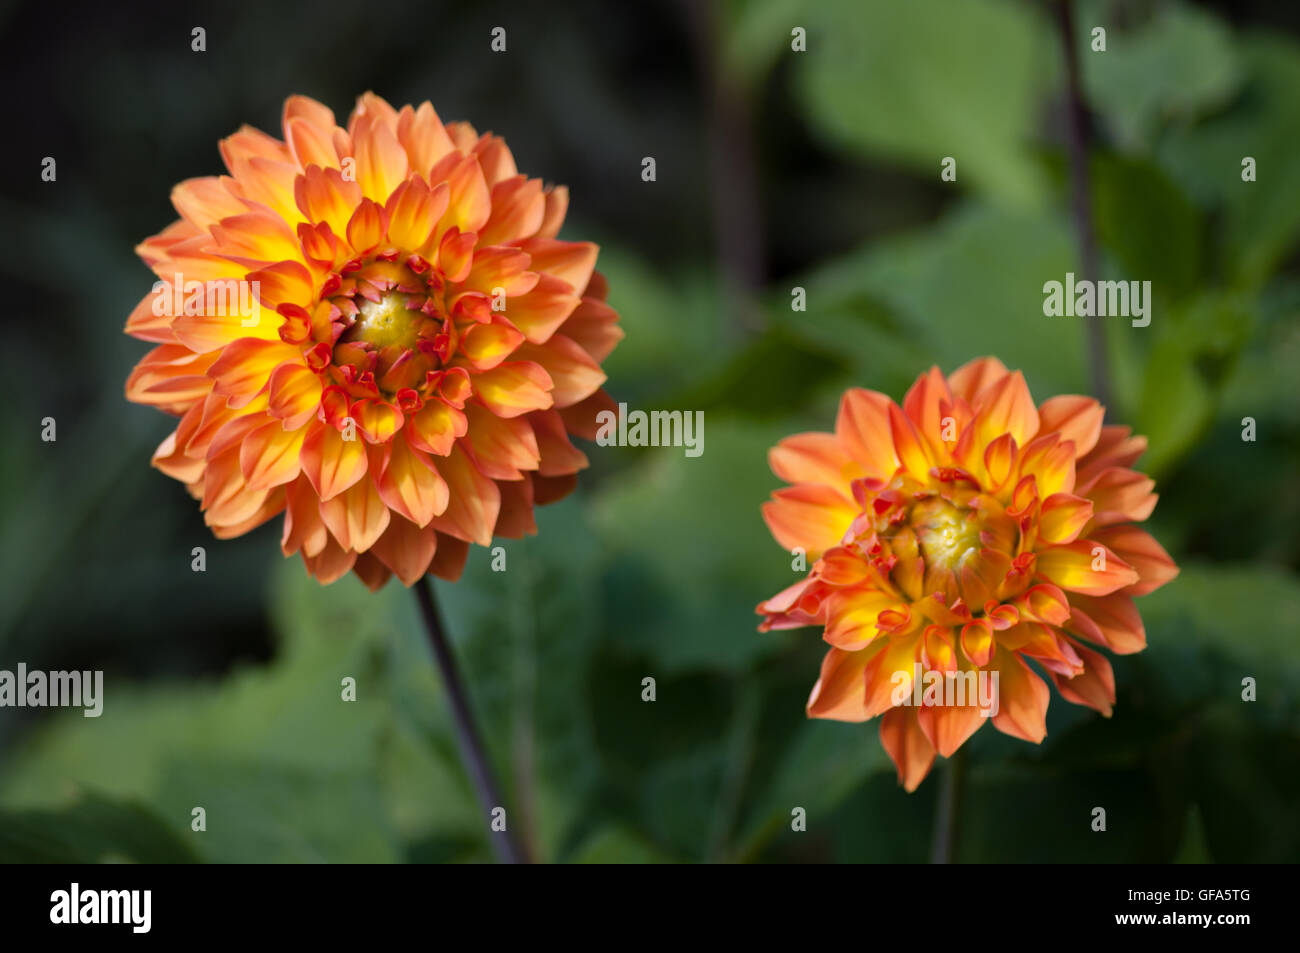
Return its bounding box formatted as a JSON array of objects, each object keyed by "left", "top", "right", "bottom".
[
  {"left": 1082, "top": 2, "right": 1242, "bottom": 152},
  {"left": 1138, "top": 561, "right": 1300, "bottom": 695},
  {"left": 1157, "top": 34, "right": 1300, "bottom": 287},
  {"left": 797, "top": 0, "right": 1053, "bottom": 208},
  {"left": 590, "top": 417, "right": 801, "bottom": 672},
  {"left": 778, "top": 203, "right": 1090, "bottom": 400},
  {"left": 1091, "top": 153, "right": 1203, "bottom": 301},
  {"left": 0, "top": 792, "right": 200, "bottom": 864}
]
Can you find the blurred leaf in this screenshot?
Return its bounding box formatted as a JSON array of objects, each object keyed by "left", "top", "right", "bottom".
[
  {"left": 1173, "top": 804, "right": 1212, "bottom": 863},
  {"left": 663, "top": 324, "right": 850, "bottom": 418},
  {"left": 0, "top": 791, "right": 199, "bottom": 863},
  {"left": 0, "top": 570, "right": 412, "bottom": 862},
  {"left": 735, "top": 718, "right": 889, "bottom": 859},
  {"left": 1157, "top": 34, "right": 1300, "bottom": 286},
  {"left": 722, "top": 0, "right": 816, "bottom": 90},
  {"left": 797, "top": 0, "right": 1053, "bottom": 208},
  {"left": 1091, "top": 152, "right": 1203, "bottom": 300},
  {"left": 779, "top": 203, "right": 1089, "bottom": 399},
  {"left": 1136, "top": 327, "right": 1214, "bottom": 476},
  {"left": 591, "top": 417, "right": 800, "bottom": 672},
  {"left": 595, "top": 246, "right": 733, "bottom": 406},
  {"left": 570, "top": 824, "right": 672, "bottom": 863},
  {"left": 1083, "top": 2, "right": 1241, "bottom": 152},
  {"left": 433, "top": 498, "right": 608, "bottom": 862},
  {"left": 1139, "top": 561, "right": 1300, "bottom": 696}
]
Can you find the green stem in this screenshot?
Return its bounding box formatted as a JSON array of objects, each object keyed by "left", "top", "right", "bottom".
[
  {"left": 415, "top": 575, "right": 527, "bottom": 863},
  {"left": 929, "top": 747, "right": 967, "bottom": 864}
]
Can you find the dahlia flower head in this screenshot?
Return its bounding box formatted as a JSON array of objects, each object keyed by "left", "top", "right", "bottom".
[
  {"left": 757, "top": 358, "right": 1179, "bottom": 791},
  {"left": 125, "top": 93, "right": 621, "bottom": 589}
]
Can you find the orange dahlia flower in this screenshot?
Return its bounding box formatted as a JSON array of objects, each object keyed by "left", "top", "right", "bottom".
[
  {"left": 125, "top": 93, "right": 621, "bottom": 589},
  {"left": 757, "top": 358, "right": 1178, "bottom": 791}
]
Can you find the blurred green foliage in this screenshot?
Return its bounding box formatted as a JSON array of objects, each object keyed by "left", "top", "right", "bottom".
[{"left": 1, "top": 0, "right": 1297, "bottom": 863}]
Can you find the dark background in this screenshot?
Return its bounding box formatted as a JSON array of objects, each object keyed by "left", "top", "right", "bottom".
[{"left": 0, "top": 0, "right": 1297, "bottom": 862}]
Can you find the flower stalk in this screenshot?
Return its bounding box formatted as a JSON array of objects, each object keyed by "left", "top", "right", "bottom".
[{"left": 415, "top": 576, "right": 528, "bottom": 864}]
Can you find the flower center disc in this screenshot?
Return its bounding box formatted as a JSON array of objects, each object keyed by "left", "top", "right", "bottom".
[
  {"left": 911, "top": 498, "right": 981, "bottom": 571},
  {"left": 347, "top": 294, "right": 425, "bottom": 351}
]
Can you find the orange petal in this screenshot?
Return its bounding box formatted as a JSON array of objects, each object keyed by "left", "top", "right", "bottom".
[
  {"left": 861, "top": 630, "right": 924, "bottom": 718},
  {"left": 345, "top": 197, "right": 388, "bottom": 254},
  {"left": 300, "top": 419, "right": 368, "bottom": 500},
  {"left": 917, "top": 701, "right": 986, "bottom": 759},
  {"left": 989, "top": 647, "right": 1050, "bottom": 743},
  {"left": 1050, "top": 635, "right": 1116, "bottom": 715},
  {"left": 1017, "top": 434, "right": 1077, "bottom": 498},
  {"left": 1089, "top": 525, "right": 1178, "bottom": 596},
  {"left": 559, "top": 297, "right": 622, "bottom": 362},
  {"left": 294, "top": 165, "right": 363, "bottom": 237},
  {"left": 374, "top": 435, "right": 449, "bottom": 527},
  {"left": 460, "top": 318, "right": 525, "bottom": 371},
  {"left": 282, "top": 475, "right": 328, "bottom": 557},
  {"left": 301, "top": 536, "right": 357, "bottom": 584},
  {"left": 761, "top": 484, "right": 856, "bottom": 559},
  {"left": 806, "top": 646, "right": 875, "bottom": 722},
  {"left": 969, "top": 369, "right": 1039, "bottom": 449},
  {"left": 471, "top": 361, "right": 554, "bottom": 418},
  {"left": 835, "top": 388, "right": 899, "bottom": 479},
  {"left": 500, "top": 273, "right": 581, "bottom": 344},
  {"left": 888, "top": 402, "right": 933, "bottom": 480},
  {"left": 319, "top": 476, "right": 391, "bottom": 552},
  {"left": 407, "top": 398, "right": 468, "bottom": 456},
  {"left": 210, "top": 211, "right": 302, "bottom": 268},
  {"left": 1078, "top": 425, "right": 1147, "bottom": 485},
  {"left": 384, "top": 178, "right": 448, "bottom": 251},
  {"left": 353, "top": 113, "right": 409, "bottom": 202},
  {"left": 430, "top": 532, "right": 470, "bottom": 581},
  {"left": 248, "top": 260, "right": 316, "bottom": 311},
  {"left": 479, "top": 175, "right": 545, "bottom": 245},
  {"left": 1036, "top": 539, "right": 1139, "bottom": 596},
  {"left": 462, "top": 403, "right": 540, "bottom": 480},
  {"left": 1036, "top": 394, "right": 1104, "bottom": 457},
  {"left": 512, "top": 335, "right": 605, "bottom": 408},
  {"left": 1067, "top": 592, "right": 1147, "bottom": 654},
  {"left": 530, "top": 409, "right": 588, "bottom": 475},
  {"left": 823, "top": 588, "right": 897, "bottom": 649},
  {"left": 285, "top": 115, "right": 339, "bottom": 171},
  {"left": 879, "top": 706, "right": 936, "bottom": 792},
  {"left": 769, "top": 432, "right": 866, "bottom": 493},
  {"left": 518, "top": 238, "right": 598, "bottom": 294},
  {"left": 960, "top": 619, "right": 994, "bottom": 667},
  {"left": 1038, "top": 492, "right": 1094, "bottom": 544},
  {"left": 239, "top": 417, "right": 305, "bottom": 491},
  {"left": 350, "top": 398, "right": 404, "bottom": 444},
  {"left": 370, "top": 513, "right": 438, "bottom": 585},
  {"left": 428, "top": 445, "right": 500, "bottom": 546},
  {"left": 207, "top": 338, "right": 298, "bottom": 409},
  {"left": 171, "top": 176, "right": 246, "bottom": 229},
  {"left": 946, "top": 356, "right": 1009, "bottom": 404},
  {"left": 268, "top": 363, "right": 322, "bottom": 430},
  {"left": 1079, "top": 467, "right": 1158, "bottom": 527},
  {"left": 431, "top": 152, "right": 491, "bottom": 236},
  {"left": 396, "top": 101, "right": 457, "bottom": 179},
  {"left": 535, "top": 185, "right": 569, "bottom": 239},
  {"left": 902, "top": 365, "right": 954, "bottom": 456}
]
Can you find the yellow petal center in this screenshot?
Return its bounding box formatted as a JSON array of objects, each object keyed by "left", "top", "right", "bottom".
[
  {"left": 348, "top": 294, "right": 425, "bottom": 350},
  {"left": 911, "top": 498, "right": 981, "bottom": 572}
]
